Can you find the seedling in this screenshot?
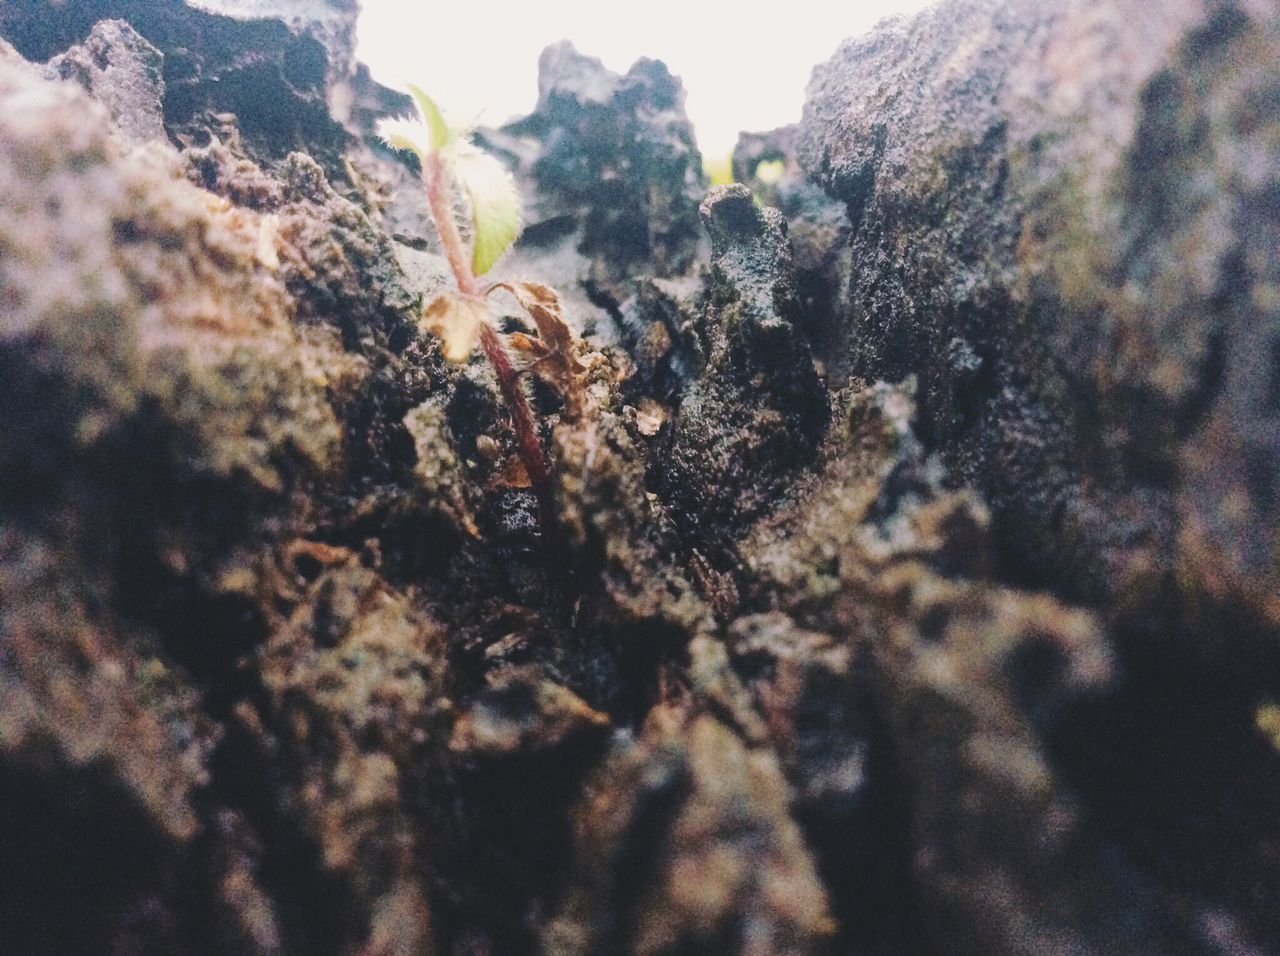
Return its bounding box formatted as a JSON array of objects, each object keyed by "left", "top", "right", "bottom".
[{"left": 378, "top": 87, "right": 585, "bottom": 539}]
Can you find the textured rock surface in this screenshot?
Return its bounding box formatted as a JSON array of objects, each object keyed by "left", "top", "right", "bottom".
[
  {"left": 659, "top": 185, "right": 828, "bottom": 560},
  {"left": 0, "top": 37, "right": 452, "bottom": 952},
  {"left": 42, "top": 19, "right": 167, "bottom": 144},
  {"left": 799, "top": 0, "right": 1280, "bottom": 677},
  {"left": 503, "top": 41, "right": 708, "bottom": 299},
  {"left": 1, "top": 0, "right": 365, "bottom": 173},
  {"left": 732, "top": 126, "right": 854, "bottom": 381},
  {"left": 792, "top": 0, "right": 1280, "bottom": 949},
  {"left": 2, "top": 0, "right": 1279, "bottom": 954}
]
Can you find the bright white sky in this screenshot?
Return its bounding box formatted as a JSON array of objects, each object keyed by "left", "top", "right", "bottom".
[{"left": 356, "top": 1, "right": 937, "bottom": 159}]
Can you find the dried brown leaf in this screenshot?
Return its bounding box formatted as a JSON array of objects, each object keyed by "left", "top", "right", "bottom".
[
  {"left": 421, "top": 291, "right": 488, "bottom": 362},
  {"left": 508, "top": 331, "right": 550, "bottom": 358},
  {"left": 490, "top": 281, "right": 588, "bottom": 414}
]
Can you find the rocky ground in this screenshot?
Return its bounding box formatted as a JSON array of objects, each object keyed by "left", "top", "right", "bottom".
[{"left": 1, "top": 1, "right": 1277, "bottom": 954}]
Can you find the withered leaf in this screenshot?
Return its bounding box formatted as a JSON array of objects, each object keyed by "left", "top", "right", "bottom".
[
  {"left": 489, "top": 281, "right": 587, "bottom": 413},
  {"left": 421, "top": 291, "right": 489, "bottom": 363},
  {"left": 507, "top": 331, "right": 549, "bottom": 358}
]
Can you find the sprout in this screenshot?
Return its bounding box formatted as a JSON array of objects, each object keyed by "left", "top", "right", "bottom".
[
  {"left": 376, "top": 86, "right": 520, "bottom": 280},
  {"left": 379, "top": 88, "right": 585, "bottom": 541}
]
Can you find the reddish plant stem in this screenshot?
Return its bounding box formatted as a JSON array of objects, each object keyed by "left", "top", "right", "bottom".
[
  {"left": 421, "top": 152, "right": 558, "bottom": 540},
  {"left": 478, "top": 323, "right": 558, "bottom": 536},
  {"left": 423, "top": 154, "right": 478, "bottom": 296}
]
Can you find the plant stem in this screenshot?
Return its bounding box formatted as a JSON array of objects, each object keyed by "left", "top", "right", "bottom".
[
  {"left": 422, "top": 153, "right": 557, "bottom": 540},
  {"left": 423, "top": 154, "right": 478, "bottom": 296},
  {"left": 478, "top": 322, "right": 557, "bottom": 537}
]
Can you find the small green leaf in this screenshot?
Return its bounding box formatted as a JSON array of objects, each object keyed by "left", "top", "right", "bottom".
[
  {"left": 448, "top": 145, "right": 521, "bottom": 276},
  {"left": 376, "top": 116, "right": 431, "bottom": 158},
  {"left": 406, "top": 84, "right": 452, "bottom": 152}
]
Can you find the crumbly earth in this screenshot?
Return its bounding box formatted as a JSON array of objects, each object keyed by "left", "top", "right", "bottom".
[{"left": 1, "top": 2, "right": 1277, "bottom": 955}]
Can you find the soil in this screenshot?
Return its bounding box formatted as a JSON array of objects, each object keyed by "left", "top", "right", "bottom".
[{"left": 1, "top": 2, "right": 1278, "bottom": 954}]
